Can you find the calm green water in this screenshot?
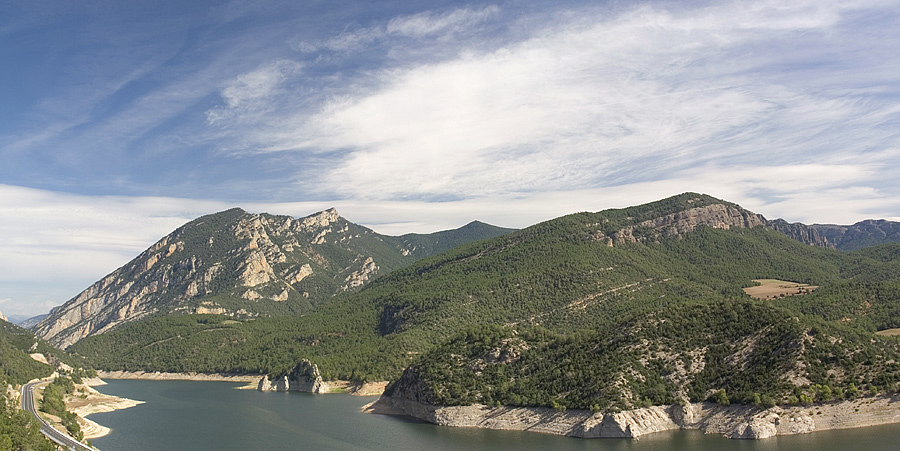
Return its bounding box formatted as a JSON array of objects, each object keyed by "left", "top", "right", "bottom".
[{"left": 90, "top": 380, "right": 900, "bottom": 451}]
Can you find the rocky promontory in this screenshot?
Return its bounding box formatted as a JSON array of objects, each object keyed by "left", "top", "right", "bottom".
[
  {"left": 365, "top": 394, "right": 900, "bottom": 439},
  {"left": 255, "top": 360, "right": 388, "bottom": 395},
  {"left": 257, "top": 360, "right": 330, "bottom": 393}
]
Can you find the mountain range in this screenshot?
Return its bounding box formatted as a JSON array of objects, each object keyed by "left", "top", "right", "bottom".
[
  {"left": 33, "top": 208, "right": 514, "bottom": 348},
  {"left": 34, "top": 195, "right": 900, "bottom": 350},
  {"left": 52, "top": 193, "right": 900, "bottom": 414},
  {"left": 812, "top": 220, "right": 900, "bottom": 251}
]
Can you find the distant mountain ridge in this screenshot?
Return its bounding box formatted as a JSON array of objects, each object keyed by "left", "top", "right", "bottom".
[
  {"left": 764, "top": 218, "right": 900, "bottom": 250},
  {"left": 34, "top": 208, "right": 514, "bottom": 348},
  {"left": 17, "top": 314, "right": 48, "bottom": 329},
  {"left": 397, "top": 220, "right": 515, "bottom": 258},
  {"left": 811, "top": 219, "right": 900, "bottom": 251}
]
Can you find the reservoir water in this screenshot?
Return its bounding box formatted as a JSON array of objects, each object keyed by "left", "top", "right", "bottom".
[{"left": 90, "top": 380, "right": 900, "bottom": 451}]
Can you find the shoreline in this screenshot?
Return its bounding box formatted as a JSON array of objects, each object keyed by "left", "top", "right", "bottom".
[
  {"left": 62, "top": 378, "right": 143, "bottom": 440},
  {"left": 321, "top": 380, "right": 389, "bottom": 396},
  {"left": 98, "top": 371, "right": 388, "bottom": 395},
  {"left": 65, "top": 374, "right": 384, "bottom": 440},
  {"left": 98, "top": 370, "right": 262, "bottom": 384},
  {"left": 364, "top": 394, "right": 900, "bottom": 440}
]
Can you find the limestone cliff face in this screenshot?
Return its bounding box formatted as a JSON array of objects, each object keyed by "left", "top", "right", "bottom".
[
  {"left": 34, "top": 207, "right": 418, "bottom": 348},
  {"left": 585, "top": 197, "right": 858, "bottom": 251},
  {"left": 257, "top": 360, "right": 329, "bottom": 393},
  {"left": 371, "top": 394, "right": 899, "bottom": 440},
  {"left": 593, "top": 203, "right": 767, "bottom": 246},
  {"left": 766, "top": 219, "right": 833, "bottom": 248}
]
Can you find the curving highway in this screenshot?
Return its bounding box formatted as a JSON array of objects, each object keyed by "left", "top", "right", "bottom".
[{"left": 21, "top": 381, "right": 98, "bottom": 451}]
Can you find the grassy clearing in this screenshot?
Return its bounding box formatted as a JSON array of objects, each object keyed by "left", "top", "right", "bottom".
[
  {"left": 875, "top": 328, "right": 900, "bottom": 337},
  {"left": 744, "top": 279, "right": 818, "bottom": 299}
]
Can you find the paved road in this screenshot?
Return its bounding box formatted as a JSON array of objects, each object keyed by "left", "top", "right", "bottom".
[{"left": 21, "top": 381, "right": 98, "bottom": 451}]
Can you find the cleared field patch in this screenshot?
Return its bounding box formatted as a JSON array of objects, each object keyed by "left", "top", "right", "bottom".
[
  {"left": 743, "top": 279, "right": 818, "bottom": 300},
  {"left": 876, "top": 328, "right": 900, "bottom": 337}
]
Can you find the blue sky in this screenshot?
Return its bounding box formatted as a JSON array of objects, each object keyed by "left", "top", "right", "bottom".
[{"left": 2, "top": 0, "right": 900, "bottom": 317}]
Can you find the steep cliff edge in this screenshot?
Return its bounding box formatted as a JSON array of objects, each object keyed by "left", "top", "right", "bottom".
[
  {"left": 766, "top": 219, "right": 833, "bottom": 248},
  {"left": 586, "top": 195, "right": 895, "bottom": 252},
  {"left": 591, "top": 201, "right": 767, "bottom": 246}
]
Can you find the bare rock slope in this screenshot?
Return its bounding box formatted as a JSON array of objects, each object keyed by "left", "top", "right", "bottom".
[{"left": 34, "top": 208, "right": 513, "bottom": 348}]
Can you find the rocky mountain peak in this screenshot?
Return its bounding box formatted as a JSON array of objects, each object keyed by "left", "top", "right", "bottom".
[
  {"left": 33, "top": 207, "right": 513, "bottom": 348},
  {"left": 300, "top": 208, "right": 341, "bottom": 231}
]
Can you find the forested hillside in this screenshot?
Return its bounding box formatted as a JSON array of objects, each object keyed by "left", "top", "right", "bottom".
[
  {"left": 396, "top": 220, "right": 517, "bottom": 259},
  {"left": 0, "top": 320, "right": 83, "bottom": 386},
  {"left": 0, "top": 321, "right": 87, "bottom": 450},
  {"left": 70, "top": 193, "right": 900, "bottom": 406},
  {"left": 387, "top": 300, "right": 900, "bottom": 412}
]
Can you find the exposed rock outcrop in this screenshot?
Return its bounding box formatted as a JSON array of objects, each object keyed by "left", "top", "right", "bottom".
[
  {"left": 577, "top": 405, "right": 679, "bottom": 438},
  {"left": 594, "top": 203, "right": 766, "bottom": 246},
  {"left": 367, "top": 394, "right": 900, "bottom": 440},
  {"left": 98, "top": 371, "right": 260, "bottom": 383},
  {"left": 342, "top": 257, "right": 378, "bottom": 290},
  {"left": 31, "top": 208, "right": 385, "bottom": 348},
  {"left": 35, "top": 207, "right": 513, "bottom": 348},
  {"left": 766, "top": 219, "right": 833, "bottom": 248},
  {"left": 257, "top": 360, "right": 329, "bottom": 393}
]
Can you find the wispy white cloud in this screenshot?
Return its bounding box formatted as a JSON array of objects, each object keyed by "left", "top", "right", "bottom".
[
  {"left": 206, "top": 60, "right": 303, "bottom": 124},
  {"left": 184, "top": 0, "right": 900, "bottom": 205},
  {"left": 386, "top": 5, "right": 500, "bottom": 37},
  {"left": 262, "top": 0, "right": 894, "bottom": 201},
  {"left": 292, "top": 5, "right": 500, "bottom": 54},
  {"left": 1, "top": 5, "right": 307, "bottom": 182},
  {"left": 293, "top": 26, "right": 384, "bottom": 54}
]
